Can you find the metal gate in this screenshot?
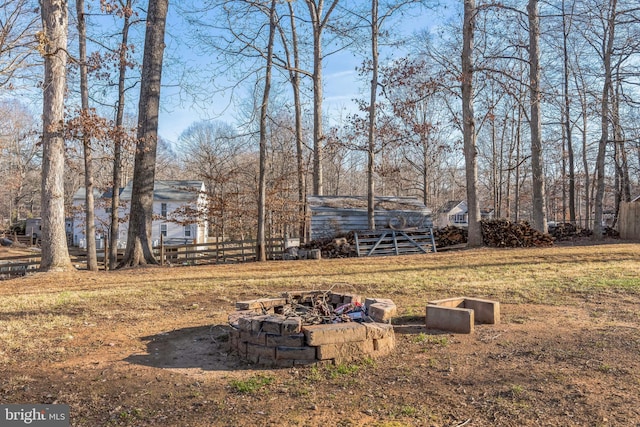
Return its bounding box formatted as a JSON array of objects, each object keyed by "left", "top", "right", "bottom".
[{"left": 353, "top": 229, "right": 436, "bottom": 257}]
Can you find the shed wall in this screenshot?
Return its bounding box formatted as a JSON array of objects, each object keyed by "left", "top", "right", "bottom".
[
  {"left": 310, "top": 209, "right": 433, "bottom": 240},
  {"left": 619, "top": 202, "right": 640, "bottom": 240}
]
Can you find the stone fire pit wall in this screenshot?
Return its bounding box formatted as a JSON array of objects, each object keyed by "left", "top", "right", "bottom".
[{"left": 228, "top": 291, "right": 396, "bottom": 367}]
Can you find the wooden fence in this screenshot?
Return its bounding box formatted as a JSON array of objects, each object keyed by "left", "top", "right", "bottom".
[
  {"left": 155, "top": 238, "right": 286, "bottom": 266},
  {"left": 619, "top": 202, "right": 640, "bottom": 240},
  {"left": 0, "top": 238, "right": 287, "bottom": 279}
]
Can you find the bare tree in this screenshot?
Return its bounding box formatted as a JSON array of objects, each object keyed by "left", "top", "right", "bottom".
[
  {"left": 0, "top": 101, "right": 40, "bottom": 226},
  {"left": 110, "top": 0, "right": 137, "bottom": 270},
  {"left": 561, "top": 0, "right": 577, "bottom": 224},
  {"left": 462, "top": 0, "right": 482, "bottom": 247},
  {"left": 39, "top": 0, "right": 73, "bottom": 271},
  {"left": 592, "top": 0, "right": 616, "bottom": 239},
  {"left": 527, "top": 0, "right": 547, "bottom": 233},
  {"left": 76, "top": 0, "right": 98, "bottom": 271},
  {"left": 0, "top": 0, "right": 39, "bottom": 90},
  {"left": 305, "top": 0, "right": 340, "bottom": 196},
  {"left": 119, "top": 0, "right": 169, "bottom": 267},
  {"left": 256, "top": 0, "right": 277, "bottom": 261}
]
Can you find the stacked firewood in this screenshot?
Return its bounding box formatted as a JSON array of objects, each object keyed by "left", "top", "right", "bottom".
[
  {"left": 549, "top": 223, "right": 592, "bottom": 240},
  {"left": 300, "top": 232, "right": 357, "bottom": 258},
  {"left": 481, "top": 219, "right": 553, "bottom": 248},
  {"left": 433, "top": 226, "right": 468, "bottom": 248}
]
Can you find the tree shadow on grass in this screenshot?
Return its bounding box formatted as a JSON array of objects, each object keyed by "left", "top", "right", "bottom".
[{"left": 124, "top": 324, "right": 259, "bottom": 372}]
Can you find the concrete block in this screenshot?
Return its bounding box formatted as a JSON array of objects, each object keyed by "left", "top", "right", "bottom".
[
  {"left": 249, "top": 315, "right": 271, "bottom": 334},
  {"left": 228, "top": 310, "right": 257, "bottom": 329},
  {"left": 247, "top": 342, "right": 276, "bottom": 361},
  {"left": 426, "top": 304, "right": 474, "bottom": 334},
  {"left": 308, "top": 249, "right": 321, "bottom": 259},
  {"left": 373, "top": 334, "right": 396, "bottom": 354},
  {"left": 363, "top": 322, "right": 394, "bottom": 340},
  {"left": 316, "top": 340, "right": 374, "bottom": 362},
  {"left": 303, "top": 322, "right": 367, "bottom": 346},
  {"left": 426, "top": 297, "right": 500, "bottom": 331},
  {"left": 236, "top": 298, "right": 287, "bottom": 311},
  {"left": 229, "top": 329, "right": 240, "bottom": 349},
  {"left": 463, "top": 298, "right": 500, "bottom": 324},
  {"left": 366, "top": 298, "right": 397, "bottom": 323},
  {"left": 235, "top": 341, "right": 247, "bottom": 358},
  {"left": 281, "top": 317, "right": 302, "bottom": 335},
  {"left": 266, "top": 333, "right": 305, "bottom": 347},
  {"left": 240, "top": 330, "right": 267, "bottom": 346},
  {"left": 261, "top": 315, "right": 284, "bottom": 334},
  {"left": 276, "top": 346, "right": 317, "bottom": 360}
]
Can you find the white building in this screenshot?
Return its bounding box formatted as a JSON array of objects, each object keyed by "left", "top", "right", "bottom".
[
  {"left": 72, "top": 180, "right": 208, "bottom": 248},
  {"left": 435, "top": 200, "right": 494, "bottom": 228}
]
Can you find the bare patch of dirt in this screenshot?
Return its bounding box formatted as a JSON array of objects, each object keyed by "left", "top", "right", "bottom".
[{"left": 1, "top": 246, "right": 639, "bottom": 426}]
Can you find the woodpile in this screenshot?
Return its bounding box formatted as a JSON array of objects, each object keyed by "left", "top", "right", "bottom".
[
  {"left": 298, "top": 219, "right": 560, "bottom": 257},
  {"left": 549, "top": 222, "right": 591, "bottom": 240},
  {"left": 433, "top": 226, "right": 468, "bottom": 248},
  {"left": 549, "top": 223, "right": 620, "bottom": 240},
  {"left": 481, "top": 219, "right": 553, "bottom": 248},
  {"left": 603, "top": 226, "right": 620, "bottom": 238},
  {"left": 300, "top": 232, "right": 357, "bottom": 258}
]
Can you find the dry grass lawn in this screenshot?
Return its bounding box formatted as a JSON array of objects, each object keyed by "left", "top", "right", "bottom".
[{"left": 1, "top": 243, "right": 639, "bottom": 426}]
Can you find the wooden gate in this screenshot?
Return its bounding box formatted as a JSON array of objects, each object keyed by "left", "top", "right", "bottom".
[{"left": 353, "top": 229, "right": 436, "bottom": 257}]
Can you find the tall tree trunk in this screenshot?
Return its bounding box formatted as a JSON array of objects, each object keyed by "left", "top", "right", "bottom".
[
  {"left": 462, "top": 0, "right": 482, "bottom": 247},
  {"left": 594, "top": 0, "right": 616, "bottom": 239},
  {"left": 119, "top": 0, "right": 168, "bottom": 267},
  {"left": 613, "top": 80, "right": 631, "bottom": 203},
  {"left": 76, "top": 0, "right": 98, "bottom": 271},
  {"left": 110, "top": 0, "right": 133, "bottom": 270},
  {"left": 528, "top": 0, "right": 547, "bottom": 234},
  {"left": 611, "top": 79, "right": 630, "bottom": 229},
  {"left": 367, "top": 0, "right": 379, "bottom": 230},
  {"left": 562, "top": 0, "right": 576, "bottom": 223},
  {"left": 287, "top": 2, "right": 307, "bottom": 243},
  {"left": 515, "top": 102, "right": 522, "bottom": 222},
  {"left": 39, "top": 0, "right": 73, "bottom": 272},
  {"left": 257, "top": 0, "right": 277, "bottom": 262}
]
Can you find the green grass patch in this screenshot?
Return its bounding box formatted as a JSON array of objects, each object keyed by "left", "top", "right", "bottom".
[{"left": 228, "top": 375, "right": 274, "bottom": 394}]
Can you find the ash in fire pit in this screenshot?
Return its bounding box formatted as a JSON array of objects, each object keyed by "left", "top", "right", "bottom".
[{"left": 228, "top": 291, "right": 397, "bottom": 367}]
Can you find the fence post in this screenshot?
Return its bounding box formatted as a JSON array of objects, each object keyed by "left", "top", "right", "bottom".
[
  {"left": 159, "top": 234, "right": 165, "bottom": 266},
  {"left": 104, "top": 236, "right": 109, "bottom": 271}
]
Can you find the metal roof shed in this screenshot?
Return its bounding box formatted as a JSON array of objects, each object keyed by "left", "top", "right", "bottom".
[{"left": 307, "top": 196, "right": 433, "bottom": 241}]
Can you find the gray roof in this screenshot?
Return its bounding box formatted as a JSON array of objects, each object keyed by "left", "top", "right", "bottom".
[
  {"left": 308, "top": 196, "right": 431, "bottom": 213},
  {"left": 120, "top": 180, "right": 205, "bottom": 202},
  {"left": 72, "top": 187, "right": 113, "bottom": 200},
  {"left": 74, "top": 180, "right": 205, "bottom": 202},
  {"left": 436, "top": 200, "right": 465, "bottom": 215}
]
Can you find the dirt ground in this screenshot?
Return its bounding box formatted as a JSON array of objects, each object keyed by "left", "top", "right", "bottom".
[{"left": 1, "top": 246, "right": 639, "bottom": 426}]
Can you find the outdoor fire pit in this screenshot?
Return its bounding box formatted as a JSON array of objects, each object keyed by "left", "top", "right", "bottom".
[{"left": 228, "top": 291, "right": 397, "bottom": 367}]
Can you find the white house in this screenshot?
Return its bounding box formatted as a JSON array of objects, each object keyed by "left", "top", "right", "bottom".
[
  {"left": 435, "top": 200, "right": 494, "bottom": 228},
  {"left": 72, "top": 180, "right": 208, "bottom": 248}
]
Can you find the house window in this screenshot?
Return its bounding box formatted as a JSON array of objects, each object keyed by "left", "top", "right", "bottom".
[
  {"left": 160, "top": 224, "right": 167, "bottom": 237},
  {"left": 161, "top": 203, "right": 167, "bottom": 218},
  {"left": 184, "top": 225, "right": 192, "bottom": 238},
  {"left": 451, "top": 213, "right": 467, "bottom": 224}
]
